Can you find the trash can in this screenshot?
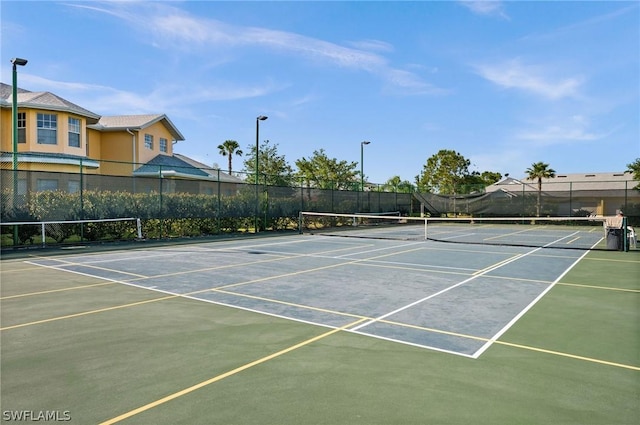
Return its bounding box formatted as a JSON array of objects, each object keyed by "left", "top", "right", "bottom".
[{"left": 606, "top": 227, "right": 623, "bottom": 250}]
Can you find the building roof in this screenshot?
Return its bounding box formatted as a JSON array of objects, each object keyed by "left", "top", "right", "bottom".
[
  {"left": 91, "top": 114, "right": 185, "bottom": 141},
  {"left": 0, "top": 83, "right": 101, "bottom": 124},
  {"left": 1, "top": 83, "right": 184, "bottom": 141},
  {"left": 133, "top": 154, "right": 210, "bottom": 179},
  {"left": 487, "top": 171, "right": 635, "bottom": 193},
  {"left": 173, "top": 153, "right": 244, "bottom": 183},
  {"left": 0, "top": 151, "right": 99, "bottom": 168}
]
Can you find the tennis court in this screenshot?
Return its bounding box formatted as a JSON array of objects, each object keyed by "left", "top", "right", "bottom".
[{"left": 1, "top": 227, "right": 638, "bottom": 424}]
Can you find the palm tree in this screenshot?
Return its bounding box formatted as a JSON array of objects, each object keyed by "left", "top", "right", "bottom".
[
  {"left": 217, "top": 140, "right": 243, "bottom": 174},
  {"left": 525, "top": 162, "right": 556, "bottom": 217}
]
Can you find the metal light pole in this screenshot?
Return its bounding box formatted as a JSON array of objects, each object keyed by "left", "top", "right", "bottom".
[
  {"left": 255, "top": 115, "right": 268, "bottom": 232},
  {"left": 360, "top": 140, "right": 370, "bottom": 192},
  {"left": 11, "top": 58, "right": 27, "bottom": 185},
  {"left": 11, "top": 58, "right": 27, "bottom": 246}
]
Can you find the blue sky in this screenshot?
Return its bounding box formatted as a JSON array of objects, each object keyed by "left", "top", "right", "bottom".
[{"left": 2, "top": 1, "right": 638, "bottom": 184}]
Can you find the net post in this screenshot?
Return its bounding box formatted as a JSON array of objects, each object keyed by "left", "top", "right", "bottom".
[
  {"left": 424, "top": 217, "right": 427, "bottom": 240},
  {"left": 298, "top": 212, "right": 303, "bottom": 234},
  {"left": 136, "top": 218, "right": 143, "bottom": 240},
  {"left": 41, "top": 223, "right": 46, "bottom": 248}
]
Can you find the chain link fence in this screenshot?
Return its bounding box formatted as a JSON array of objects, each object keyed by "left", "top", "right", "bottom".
[{"left": 1, "top": 153, "right": 638, "bottom": 247}]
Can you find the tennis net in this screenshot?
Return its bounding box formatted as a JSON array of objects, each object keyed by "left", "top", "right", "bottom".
[
  {"left": 298, "top": 212, "right": 623, "bottom": 250},
  {"left": 1, "top": 217, "right": 142, "bottom": 248}
]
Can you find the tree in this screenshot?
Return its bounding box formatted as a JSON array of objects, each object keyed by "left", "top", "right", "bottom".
[
  {"left": 627, "top": 158, "right": 640, "bottom": 190},
  {"left": 417, "top": 150, "right": 471, "bottom": 194},
  {"left": 457, "top": 171, "right": 502, "bottom": 193},
  {"left": 525, "top": 161, "right": 556, "bottom": 217},
  {"left": 294, "top": 149, "right": 359, "bottom": 190},
  {"left": 243, "top": 140, "right": 294, "bottom": 187},
  {"left": 217, "top": 140, "right": 243, "bottom": 174},
  {"left": 382, "top": 175, "right": 414, "bottom": 193}
]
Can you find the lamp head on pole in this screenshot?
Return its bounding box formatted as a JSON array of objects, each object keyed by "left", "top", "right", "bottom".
[
  {"left": 361, "top": 140, "right": 370, "bottom": 146},
  {"left": 11, "top": 58, "right": 28, "bottom": 67},
  {"left": 257, "top": 115, "right": 268, "bottom": 121}
]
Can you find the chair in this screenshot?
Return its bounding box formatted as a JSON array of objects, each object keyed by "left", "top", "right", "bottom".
[{"left": 627, "top": 226, "right": 637, "bottom": 249}]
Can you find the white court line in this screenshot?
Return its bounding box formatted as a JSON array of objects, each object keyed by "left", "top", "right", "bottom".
[
  {"left": 347, "top": 329, "right": 477, "bottom": 358},
  {"left": 471, "top": 247, "right": 592, "bottom": 359},
  {"left": 24, "top": 232, "right": 591, "bottom": 359},
  {"left": 350, "top": 233, "right": 585, "bottom": 346}
]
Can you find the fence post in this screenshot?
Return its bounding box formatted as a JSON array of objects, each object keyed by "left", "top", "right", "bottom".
[
  {"left": 159, "top": 165, "right": 163, "bottom": 238},
  {"left": 331, "top": 180, "right": 335, "bottom": 213},
  {"left": 217, "top": 168, "right": 221, "bottom": 234},
  {"left": 263, "top": 173, "right": 268, "bottom": 230},
  {"left": 521, "top": 182, "right": 525, "bottom": 217},
  {"left": 80, "top": 158, "right": 85, "bottom": 242},
  {"left": 300, "top": 178, "right": 304, "bottom": 213}
]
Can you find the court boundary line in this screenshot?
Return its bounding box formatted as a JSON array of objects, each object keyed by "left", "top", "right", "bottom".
[
  {"left": 0, "top": 281, "right": 115, "bottom": 300},
  {"left": 472, "top": 242, "right": 592, "bottom": 358},
  {"left": 555, "top": 281, "right": 640, "bottom": 293},
  {"left": 5, "top": 250, "right": 637, "bottom": 372},
  {"left": 11, "top": 240, "right": 553, "bottom": 339},
  {"left": 7, "top": 242, "right": 427, "bottom": 331},
  {"left": 99, "top": 318, "right": 369, "bottom": 425},
  {"left": 350, "top": 244, "right": 546, "bottom": 334}
]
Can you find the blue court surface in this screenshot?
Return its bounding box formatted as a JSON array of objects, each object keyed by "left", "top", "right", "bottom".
[{"left": 27, "top": 234, "right": 589, "bottom": 358}]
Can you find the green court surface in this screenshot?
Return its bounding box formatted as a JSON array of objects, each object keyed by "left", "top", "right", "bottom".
[{"left": 1, "top": 235, "right": 638, "bottom": 424}]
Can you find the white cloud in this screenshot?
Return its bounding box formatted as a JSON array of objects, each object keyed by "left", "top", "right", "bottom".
[
  {"left": 347, "top": 39, "right": 395, "bottom": 53},
  {"left": 516, "top": 115, "right": 609, "bottom": 146},
  {"left": 17, "top": 73, "right": 281, "bottom": 115},
  {"left": 381, "top": 69, "right": 449, "bottom": 95},
  {"left": 474, "top": 59, "right": 584, "bottom": 100},
  {"left": 73, "top": 1, "right": 439, "bottom": 94},
  {"left": 459, "top": 1, "right": 509, "bottom": 20}
]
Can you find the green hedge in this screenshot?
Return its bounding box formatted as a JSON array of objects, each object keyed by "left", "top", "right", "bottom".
[{"left": 1, "top": 188, "right": 301, "bottom": 247}]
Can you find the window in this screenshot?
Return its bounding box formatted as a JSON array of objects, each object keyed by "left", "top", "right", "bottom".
[
  {"left": 160, "top": 138, "right": 168, "bottom": 153},
  {"left": 68, "top": 180, "right": 81, "bottom": 193},
  {"left": 36, "top": 179, "right": 59, "bottom": 191},
  {"left": 144, "top": 134, "right": 154, "bottom": 149},
  {"left": 17, "top": 179, "right": 27, "bottom": 196},
  {"left": 68, "top": 117, "right": 81, "bottom": 147},
  {"left": 37, "top": 113, "right": 57, "bottom": 145},
  {"left": 17, "top": 112, "right": 26, "bottom": 143}
]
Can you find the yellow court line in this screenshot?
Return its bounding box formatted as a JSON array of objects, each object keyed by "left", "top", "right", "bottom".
[
  {"left": 356, "top": 261, "right": 473, "bottom": 276},
  {"left": 379, "top": 319, "right": 640, "bottom": 371},
  {"left": 483, "top": 226, "right": 540, "bottom": 241},
  {"left": 9, "top": 243, "right": 636, "bottom": 373},
  {"left": 495, "top": 340, "right": 640, "bottom": 371},
  {"left": 555, "top": 281, "right": 640, "bottom": 293},
  {"left": 0, "top": 295, "right": 177, "bottom": 331},
  {"left": 473, "top": 253, "right": 524, "bottom": 275},
  {"left": 99, "top": 318, "right": 368, "bottom": 425},
  {"left": 355, "top": 260, "right": 552, "bottom": 285},
  {"left": 212, "top": 288, "right": 369, "bottom": 321},
  {"left": 0, "top": 266, "right": 50, "bottom": 274},
  {"left": 44, "top": 258, "right": 149, "bottom": 279},
  {"left": 380, "top": 319, "right": 488, "bottom": 342},
  {"left": 124, "top": 242, "right": 366, "bottom": 282},
  {"left": 0, "top": 281, "right": 115, "bottom": 300},
  {"left": 0, "top": 241, "right": 538, "bottom": 330},
  {"left": 582, "top": 256, "right": 640, "bottom": 264},
  {"left": 1, "top": 248, "right": 381, "bottom": 330},
  {"left": 216, "top": 287, "right": 638, "bottom": 371},
  {"left": 210, "top": 244, "right": 430, "bottom": 292}
]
